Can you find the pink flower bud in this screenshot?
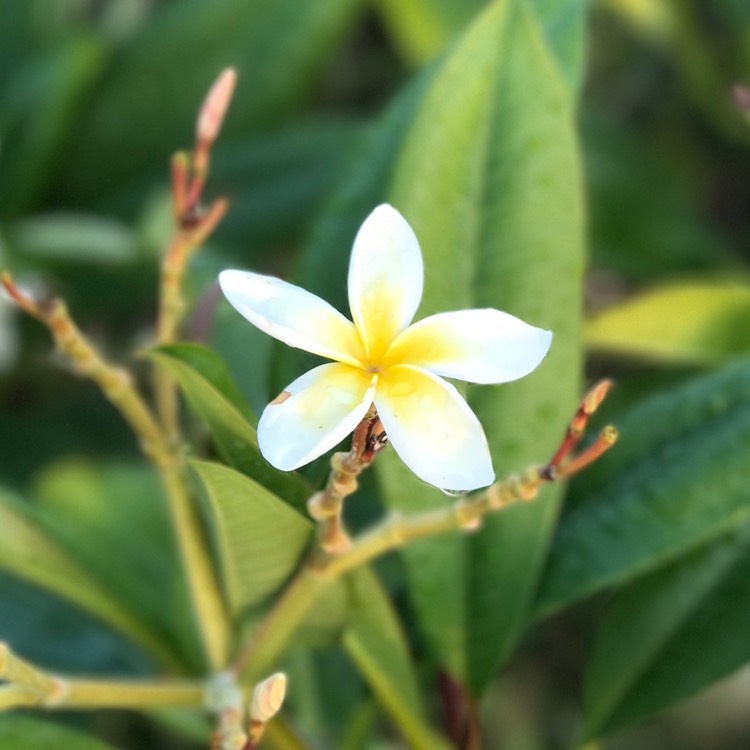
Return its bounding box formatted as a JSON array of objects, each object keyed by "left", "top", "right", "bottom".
[{"left": 197, "top": 68, "right": 237, "bottom": 145}]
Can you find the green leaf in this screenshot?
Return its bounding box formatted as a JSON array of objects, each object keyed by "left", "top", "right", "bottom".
[
  {"left": 536, "top": 355, "right": 750, "bottom": 617},
  {"left": 190, "top": 460, "right": 312, "bottom": 616},
  {"left": 375, "top": 0, "right": 588, "bottom": 94},
  {"left": 7, "top": 212, "right": 139, "bottom": 265},
  {"left": 0, "top": 716, "right": 120, "bottom": 750},
  {"left": 343, "top": 567, "right": 452, "bottom": 750},
  {"left": 0, "top": 34, "right": 105, "bottom": 216},
  {"left": 377, "top": 0, "right": 584, "bottom": 694},
  {"left": 585, "top": 280, "right": 750, "bottom": 364},
  {"left": 581, "top": 521, "right": 750, "bottom": 739},
  {"left": 375, "top": 0, "right": 487, "bottom": 63},
  {"left": 150, "top": 343, "right": 310, "bottom": 511},
  {"left": 0, "top": 481, "right": 182, "bottom": 671},
  {"left": 210, "top": 119, "right": 367, "bottom": 251},
  {"left": 55, "top": 0, "right": 366, "bottom": 205},
  {"left": 530, "top": 0, "right": 589, "bottom": 94}
]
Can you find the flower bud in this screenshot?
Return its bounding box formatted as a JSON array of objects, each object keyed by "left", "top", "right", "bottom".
[
  {"left": 196, "top": 68, "right": 237, "bottom": 145},
  {"left": 249, "top": 672, "right": 287, "bottom": 723}
]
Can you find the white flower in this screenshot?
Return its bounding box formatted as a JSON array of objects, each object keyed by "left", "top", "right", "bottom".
[{"left": 219, "top": 204, "right": 551, "bottom": 491}]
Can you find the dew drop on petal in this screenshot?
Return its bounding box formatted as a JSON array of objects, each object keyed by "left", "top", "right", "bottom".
[{"left": 440, "top": 488, "right": 467, "bottom": 497}]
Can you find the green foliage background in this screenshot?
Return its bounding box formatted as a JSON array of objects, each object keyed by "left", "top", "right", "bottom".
[{"left": 2, "top": 1, "right": 750, "bottom": 749}]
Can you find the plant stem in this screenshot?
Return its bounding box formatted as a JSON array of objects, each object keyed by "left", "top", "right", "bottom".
[
  {"left": 1, "top": 275, "right": 231, "bottom": 672},
  {"left": 54, "top": 678, "right": 206, "bottom": 709},
  {"left": 162, "top": 462, "right": 231, "bottom": 671},
  {"left": 236, "top": 382, "right": 617, "bottom": 684},
  {"left": 235, "top": 568, "right": 331, "bottom": 683}
]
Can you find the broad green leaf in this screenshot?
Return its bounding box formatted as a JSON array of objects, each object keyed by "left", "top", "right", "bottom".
[
  {"left": 536, "top": 355, "right": 750, "bottom": 616},
  {"left": 54, "top": 0, "right": 366, "bottom": 205},
  {"left": 531, "top": 0, "right": 589, "bottom": 94},
  {"left": 585, "top": 281, "right": 750, "bottom": 364},
  {"left": 0, "top": 482, "right": 182, "bottom": 671},
  {"left": 375, "top": 0, "right": 487, "bottom": 63},
  {"left": 0, "top": 716, "right": 120, "bottom": 750},
  {"left": 190, "top": 460, "right": 312, "bottom": 616},
  {"left": 150, "top": 344, "right": 310, "bottom": 511},
  {"left": 375, "top": 0, "right": 588, "bottom": 93},
  {"left": 378, "top": 0, "right": 584, "bottom": 694},
  {"left": 581, "top": 521, "right": 750, "bottom": 739},
  {"left": 343, "top": 567, "right": 452, "bottom": 750}
]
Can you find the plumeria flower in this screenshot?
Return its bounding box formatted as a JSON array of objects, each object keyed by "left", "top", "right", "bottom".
[{"left": 219, "top": 205, "right": 551, "bottom": 492}]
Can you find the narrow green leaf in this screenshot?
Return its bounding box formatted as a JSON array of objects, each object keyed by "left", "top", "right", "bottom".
[
  {"left": 581, "top": 521, "right": 750, "bottom": 739},
  {"left": 536, "top": 355, "right": 750, "bottom": 617},
  {"left": 378, "top": 0, "right": 584, "bottom": 693},
  {"left": 150, "top": 344, "right": 310, "bottom": 511},
  {"left": 343, "top": 567, "right": 452, "bottom": 750},
  {"left": 0, "top": 716, "right": 120, "bottom": 750},
  {"left": 190, "top": 460, "right": 312, "bottom": 617},
  {"left": 585, "top": 281, "right": 750, "bottom": 364},
  {"left": 0, "top": 482, "right": 182, "bottom": 670}
]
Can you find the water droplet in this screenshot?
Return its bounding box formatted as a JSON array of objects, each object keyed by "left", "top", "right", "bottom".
[
  {"left": 390, "top": 381, "right": 415, "bottom": 397},
  {"left": 440, "top": 488, "right": 466, "bottom": 497}
]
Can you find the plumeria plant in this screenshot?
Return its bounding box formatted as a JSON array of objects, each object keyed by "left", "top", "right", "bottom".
[
  {"left": 4, "top": 2, "right": 750, "bottom": 750},
  {"left": 0, "top": 56, "right": 618, "bottom": 748}
]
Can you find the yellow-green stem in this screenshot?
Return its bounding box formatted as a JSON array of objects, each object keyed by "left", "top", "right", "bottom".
[
  {"left": 236, "top": 568, "right": 332, "bottom": 682},
  {"left": 236, "top": 476, "right": 538, "bottom": 683},
  {"left": 56, "top": 677, "right": 206, "bottom": 709},
  {"left": 163, "top": 464, "right": 230, "bottom": 671},
  {"left": 3, "top": 280, "right": 230, "bottom": 674}
]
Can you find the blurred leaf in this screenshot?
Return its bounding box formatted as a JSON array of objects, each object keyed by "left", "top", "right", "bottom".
[
  {"left": 0, "top": 34, "right": 105, "bottom": 215},
  {"left": 190, "top": 459, "right": 312, "bottom": 616},
  {"left": 376, "top": 0, "right": 584, "bottom": 694},
  {"left": 0, "top": 716, "right": 120, "bottom": 750},
  {"left": 584, "top": 111, "right": 738, "bottom": 280},
  {"left": 0, "top": 482, "right": 181, "bottom": 670},
  {"left": 55, "top": 0, "right": 366, "bottom": 205},
  {"left": 581, "top": 521, "right": 750, "bottom": 739},
  {"left": 343, "top": 567, "right": 451, "bottom": 750},
  {"left": 375, "top": 0, "right": 487, "bottom": 64},
  {"left": 375, "top": 0, "right": 588, "bottom": 94},
  {"left": 210, "top": 119, "right": 367, "bottom": 251},
  {"left": 7, "top": 212, "right": 139, "bottom": 265},
  {"left": 150, "top": 343, "right": 310, "bottom": 510},
  {"left": 531, "top": 0, "right": 589, "bottom": 94},
  {"left": 0, "top": 572, "right": 152, "bottom": 676},
  {"left": 536, "top": 355, "right": 750, "bottom": 616},
  {"left": 586, "top": 280, "right": 750, "bottom": 364}
]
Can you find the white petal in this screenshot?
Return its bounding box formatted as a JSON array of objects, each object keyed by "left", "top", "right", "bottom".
[
  {"left": 374, "top": 364, "right": 494, "bottom": 491},
  {"left": 385, "top": 309, "right": 552, "bottom": 384},
  {"left": 348, "top": 204, "right": 423, "bottom": 362},
  {"left": 258, "top": 364, "right": 376, "bottom": 471},
  {"left": 219, "top": 270, "right": 365, "bottom": 367}
]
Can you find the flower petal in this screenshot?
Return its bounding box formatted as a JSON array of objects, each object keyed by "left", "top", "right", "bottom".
[
  {"left": 258, "top": 363, "right": 376, "bottom": 471},
  {"left": 348, "top": 204, "right": 423, "bottom": 362},
  {"left": 374, "top": 364, "right": 494, "bottom": 491},
  {"left": 384, "top": 309, "right": 552, "bottom": 384},
  {"left": 219, "top": 270, "right": 365, "bottom": 367}
]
